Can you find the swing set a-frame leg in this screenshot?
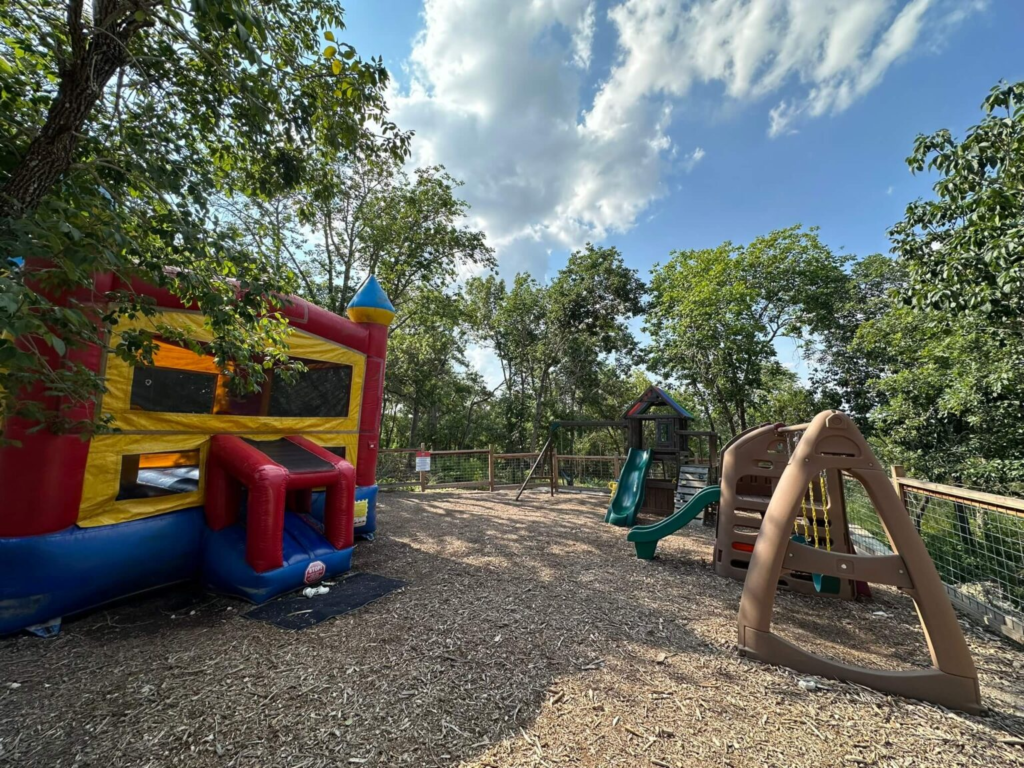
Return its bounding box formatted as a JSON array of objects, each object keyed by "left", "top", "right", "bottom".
[
  {"left": 737, "top": 411, "right": 983, "bottom": 715},
  {"left": 516, "top": 435, "right": 554, "bottom": 501}
]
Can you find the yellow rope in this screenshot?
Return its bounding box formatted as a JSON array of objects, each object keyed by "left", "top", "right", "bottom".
[
  {"left": 811, "top": 478, "right": 819, "bottom": 549},
  {"left": 797, "top": 483, "right": 811, "bottom": 539},
  {"left": 820, "top": 472, "right": 831, "bottom": 551}
]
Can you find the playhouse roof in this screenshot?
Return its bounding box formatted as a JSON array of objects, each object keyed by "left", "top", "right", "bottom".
[
  {"left": 622, "top": 386, "right": 694, "bottom": 420},
  {"left": 346, "top": 275, "right": 396, "bottom": 326}
]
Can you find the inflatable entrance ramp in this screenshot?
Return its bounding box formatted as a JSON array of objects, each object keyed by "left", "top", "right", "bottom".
[{"left": 204, "top": 435, "right": 356, "bottom": 603}]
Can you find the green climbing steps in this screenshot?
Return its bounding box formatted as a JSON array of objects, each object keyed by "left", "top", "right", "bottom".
[
  {"left": 627, "top": 485, "right": 722, "bottom": 559},
  {"left": 605, "top": 448, "right": 653, "bottom": 527}
]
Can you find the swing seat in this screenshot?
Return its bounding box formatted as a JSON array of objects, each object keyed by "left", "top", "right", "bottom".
[
  {"left": 790, "top": 534, "right": 841, "bottom": 594},
  {"left": 812, "top": 572, "right": 841, "bottom": 594}
]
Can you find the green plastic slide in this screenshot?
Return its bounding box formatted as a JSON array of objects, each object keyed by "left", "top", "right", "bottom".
[
  {"left": 626, "top": 485, "right": 722, "bottom": 559},
  {"left": 605, "top": 448, "right": 653, "bottom": 527}
]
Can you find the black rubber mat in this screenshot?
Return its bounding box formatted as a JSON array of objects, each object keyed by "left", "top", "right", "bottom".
[
  {"left": 244, "top": 573, "right": 406, "bottom": 630},
  {"left": 242, "top": 438, "right": 336, "bottom": 474}
]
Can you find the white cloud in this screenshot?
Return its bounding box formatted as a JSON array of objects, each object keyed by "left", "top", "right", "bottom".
[
  {"left": 391, "top": 0, "right": 983, "bottom": 275},
  {"left": 464, "top": 343, "right": 506, "bottom": 390},
  {"left": 683, "top": 146, "right": 706, "bottom": 172},
  {"left": 768, "top": 100, "right": 800, "bottom": 138},
  {"left": 572, "top": 2, "right": 598, "bottom": 69}
]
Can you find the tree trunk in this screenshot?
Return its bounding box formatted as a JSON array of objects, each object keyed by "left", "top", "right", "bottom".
[
  {"left": 408, "top": 399, "right": 420, "bottom": 449},
  {"left": 1, "top": 25, "right": 130, "bottom": 218},
  {"left": 712, "top": 382, "right": 737, "bottom": 435},
  {"left": 427, "top": 402, "right": 438, "bottom": 446},
  {"left": 700, "top": 401, "right": 717, "bottom": 435},
  {"left": 383, "top": 400, "right": 397, "bottom": 447},
  {"left": 530, "top": 365, "right": 551, "bottom": 453},
  {"left": 462, "top": 397, "right": 479, "bottom": 447},
  {"left": 321, "top": 208, "right": 336, "bottom": 311},
  {"left": 380, "top": 386, "right": 390, "bottom": 446}
]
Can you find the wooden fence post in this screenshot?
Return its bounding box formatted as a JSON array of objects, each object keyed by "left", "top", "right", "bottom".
[
  {"left": 419, "top": 442, "right": 427, "bottom": 492},
  {"left": 550, "top": 448, "right": 558, "bottom": 497},
  {"left": 488, "top": 445, "right": 495, "bottom": 492},
  {"left": 891, "top": 465, "right": 905, "bottom": 496}
]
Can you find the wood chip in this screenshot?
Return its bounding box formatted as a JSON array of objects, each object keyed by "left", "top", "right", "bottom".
[{"left": 0, "top": 489, "right": 1019, "bottom": 768}]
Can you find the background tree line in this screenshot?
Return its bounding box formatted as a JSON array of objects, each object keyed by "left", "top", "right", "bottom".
[
  {"left": 1, "top": 6, "right": 1020, "bottom": 491},
  {"left": 369, "top": 81, "right": 1024, "bottom": 498}
]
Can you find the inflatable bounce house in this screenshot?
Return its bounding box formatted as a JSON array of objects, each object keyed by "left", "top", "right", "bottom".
[{"left": 0, "top": 275, "right": 395, "bottom": 636}]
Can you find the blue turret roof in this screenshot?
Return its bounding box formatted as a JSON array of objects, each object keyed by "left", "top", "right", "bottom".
[
  {"left": 346, "top": 275, "right": 396, "bottom": 326},
  {"left": 347, "top": 275, "right": 395, "bottom": 313}
]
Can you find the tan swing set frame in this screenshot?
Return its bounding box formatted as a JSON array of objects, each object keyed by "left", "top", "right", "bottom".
[{"left": 736, "top": 411, "right": 982, "bottom": 714}]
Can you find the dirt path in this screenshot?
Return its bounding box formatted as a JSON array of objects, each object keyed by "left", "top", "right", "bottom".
[{"left": 1, "top": 489, "right": 1022, "bottom": 767}]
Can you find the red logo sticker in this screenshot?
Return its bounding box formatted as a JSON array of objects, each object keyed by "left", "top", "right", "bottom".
[{"left": 304, "top": 561, "right": 326, "bottom": 585}]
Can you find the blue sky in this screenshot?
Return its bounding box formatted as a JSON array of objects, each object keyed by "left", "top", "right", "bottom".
[{"left": 340, "top": 0, "right": 1023, "bottom": 383}]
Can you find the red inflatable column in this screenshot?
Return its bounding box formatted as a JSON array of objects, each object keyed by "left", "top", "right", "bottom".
[
  {"left": 345, "top": 275, "right": 394, "bottom": 489},
  {"left": 286, "top": 436, "right": 356, "bottom": 550},
  {"left": 0, "top": 269, "right": 111, "bottom": 537},
  {"left": 207, "top": 435, "right": 288, "bottom": 572},
  {"left": 357, "top": 323, "right": 388, "bottom": 487}
]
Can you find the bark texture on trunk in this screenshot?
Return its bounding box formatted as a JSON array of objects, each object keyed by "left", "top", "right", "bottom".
[{"left": 0, "top": 6, "right": 139, "bottom": 218}]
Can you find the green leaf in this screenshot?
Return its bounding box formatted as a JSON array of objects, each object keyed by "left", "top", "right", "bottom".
[{"left": 49, "top": 335, "right": 66, "bottom": 356}]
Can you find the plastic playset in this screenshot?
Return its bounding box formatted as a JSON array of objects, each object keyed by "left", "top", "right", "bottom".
[
  {"left": 0, "top": 275, "right": 396, "bottom": 636},
  {"left": 605, "top": 407, "right": 983, "bottom": 714}
]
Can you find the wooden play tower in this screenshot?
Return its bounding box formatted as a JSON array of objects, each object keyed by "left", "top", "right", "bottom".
[{"left": 517, "top": 387, "right": 718, "bottom": 516}]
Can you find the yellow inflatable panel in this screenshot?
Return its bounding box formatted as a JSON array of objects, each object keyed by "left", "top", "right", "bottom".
[{"left": 78, "top": 311, "right": 365, "bottom": 527}]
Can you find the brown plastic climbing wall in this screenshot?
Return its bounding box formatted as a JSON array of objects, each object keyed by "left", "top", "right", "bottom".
[{"left": 713, "top": 423, "right": 857, "bottom": 598}]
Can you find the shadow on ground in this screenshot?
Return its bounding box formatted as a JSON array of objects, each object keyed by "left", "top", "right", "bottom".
[{"left": 1, "top": 489, "right": 1021, "bottom": 768}]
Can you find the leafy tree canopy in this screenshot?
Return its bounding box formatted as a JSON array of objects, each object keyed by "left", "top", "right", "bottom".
[
  {"left": 890, "top": 80, "right": 1024, "bottom": 331},
  {"left": 646, "top": 225, "right": 847, "bottom": 433},
  {"left": 465, "top": 244, "right": 645, "bottom": 449},
  {"left": 1, "top": 1, "right": 408, "bottom": 438}
]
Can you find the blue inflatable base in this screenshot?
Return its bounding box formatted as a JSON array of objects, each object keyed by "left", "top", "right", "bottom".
[
  {"left": 0, "top": 485, "right": 378, "bottom": 635},
  {"left": 204, "top": 512, "right": 354, "bottom": 604},
  {"left": 0, "top": 508, "right": 206, "bottom": 636}
]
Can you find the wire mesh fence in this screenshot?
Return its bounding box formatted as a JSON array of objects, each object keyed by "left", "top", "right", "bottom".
[
  {"left": 843, "top": 477, "right": 893, "bottom": 555},
  {"left": 379, "top": 449, "right": 677, "bottom": 495},
  {"left": 555, "top": 455, "right": 624, "bottom": 493},
  {"left": 843, "top": 471, "right": 1024, "bottom": 645},
  {"left": 493, "top": 453, "right": 545, "bottom": 487},
  {"left": 378, "top": 449, "right": 552, "bottom": 491},
  {"left": 427, "top": 450, "right": 490, "bottom": 487},
  {"left": 377, "top": 449, "right": 420, "bottom": 489}
]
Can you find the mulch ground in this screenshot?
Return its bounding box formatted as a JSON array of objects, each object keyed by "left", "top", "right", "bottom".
[{"left": 2, "top": 489, "right": 1023, "bottom": 767}]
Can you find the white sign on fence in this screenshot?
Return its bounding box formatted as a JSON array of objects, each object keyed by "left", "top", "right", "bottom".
[{"left": 415, "top": 451, "right": 431, "bottom": 472}]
